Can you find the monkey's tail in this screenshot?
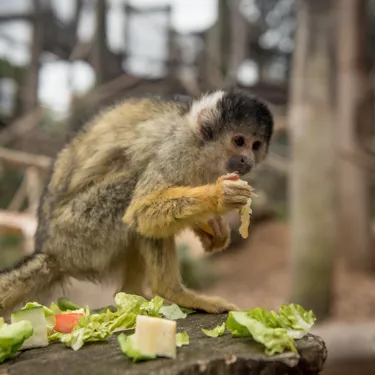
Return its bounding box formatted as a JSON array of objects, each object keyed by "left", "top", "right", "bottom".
[{"left": 0, "top": 253, "right": 60, "bottom": 317}]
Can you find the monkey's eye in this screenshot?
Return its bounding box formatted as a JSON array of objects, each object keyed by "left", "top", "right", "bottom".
[
  {"left": 252, "top": 141, "right": 262, "bottom": 151},
  {"left": 233, "top": 136, "right": 245, "bottom": 147}
]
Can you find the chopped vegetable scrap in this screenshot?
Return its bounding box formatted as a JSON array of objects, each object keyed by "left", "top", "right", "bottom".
[
  {"left": 201, "top": 322, "right": 225, "bottom": 338},
  {"left": 0, "top": 290, "right": 316, "bottom": 365}
]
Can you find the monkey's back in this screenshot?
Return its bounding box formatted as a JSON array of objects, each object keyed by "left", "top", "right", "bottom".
[{"left": 34, "top": 97, "right": 187, "bottom": 255}]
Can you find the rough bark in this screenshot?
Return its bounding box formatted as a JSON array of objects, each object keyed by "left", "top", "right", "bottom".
[
  {"left": 0, "top": 313, "right": 327, "bottom": 375},
  {"left": 288, "top": 0, "right": 336, "bottom": 319}
]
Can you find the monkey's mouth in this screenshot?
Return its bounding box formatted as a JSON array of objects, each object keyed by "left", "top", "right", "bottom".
[{"left": 226, "top": 156, "right": 253, "bottom": 176}]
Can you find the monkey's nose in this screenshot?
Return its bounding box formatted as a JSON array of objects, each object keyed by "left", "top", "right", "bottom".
[{"left": 227, "top": 155, "right": 253, "bottom": 175}]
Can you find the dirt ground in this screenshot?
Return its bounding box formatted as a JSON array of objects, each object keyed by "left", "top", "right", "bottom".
[{"left": 61, "top": 219, "right": 375, "bottom": 324}]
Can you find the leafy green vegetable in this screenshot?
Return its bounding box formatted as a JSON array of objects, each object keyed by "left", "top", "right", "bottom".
[
  {"left": 176, "top": 331, "right": 189, "bottom": 347},
  {"left": 49, "top": 311, "right": 112, "bottom": 351},
  {"left": 278, "top": 304, "right": 316, "bottom": 339},
  {"left": 160, "top": 304, "right": 187, "bottom": 320},
  {"left": 180, "top": 307, "right": 196, "bottom": 315},
  {"left": 226, "top": 311, "right": 297, "bottom": 356},
  {"left": 201, "top": 322, "right": 225, "bottom": 338},
  {"left": 118, "top": 333, "right": 156, "bottom": 363},
  {"left": 0, "top": 318, "right": 33, "bottom": 363},
  {"left": 225, "top": 304, "right": 316, "bottom": 356},
  {"left": 50, "top": 293, "right": 166, "bottom": 350}
]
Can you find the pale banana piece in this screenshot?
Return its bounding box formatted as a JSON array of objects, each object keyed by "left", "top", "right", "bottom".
[{"left": 235, "top": 179, "right": 255, "bottom": 239}]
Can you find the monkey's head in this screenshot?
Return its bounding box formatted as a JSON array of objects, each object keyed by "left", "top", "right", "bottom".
[{"left": 186, "top": 89, "right": 274, "bottom": 179}]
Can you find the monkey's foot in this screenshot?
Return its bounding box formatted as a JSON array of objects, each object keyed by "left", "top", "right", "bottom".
[{"left": 160, "top": 289, "right": 239, "bottom": 314}]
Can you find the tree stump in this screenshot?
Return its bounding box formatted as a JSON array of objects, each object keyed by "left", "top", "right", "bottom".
[{"left": 0, "top": 313, "right": 327, "bottom": 375}]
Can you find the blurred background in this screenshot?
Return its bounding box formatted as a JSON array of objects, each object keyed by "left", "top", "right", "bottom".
[{"left": 0, "top": 0, "right": 374, "bottom": 373}]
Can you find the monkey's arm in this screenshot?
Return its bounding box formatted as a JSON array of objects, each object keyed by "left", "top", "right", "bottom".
[
  {"left": 123, "top": 173, "right": 251, "bottom": 238},
  {"left": 122, "top": 184, "right": 220, "bottom": 238}
]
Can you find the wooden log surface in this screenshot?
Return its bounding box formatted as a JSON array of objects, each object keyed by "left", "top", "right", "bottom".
[{"left": 0, "top": 313, "right": 327, "bottom": 375}]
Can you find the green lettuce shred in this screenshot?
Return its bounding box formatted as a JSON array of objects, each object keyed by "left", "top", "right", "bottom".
[
  {"left": 160, "top": 304, "right": 187, "bottom": 320},
  {"left": 118, "top": 333, "right": 156, "bottom": 363},
  {"left": 49, "top": 293, "right": 166, "bottom": 350},
  {"left": 176, "top": 331, "right": 189, "bottom": 347},
  {"left": 201, "top": 322, "right": 225, "bottom": 338}
]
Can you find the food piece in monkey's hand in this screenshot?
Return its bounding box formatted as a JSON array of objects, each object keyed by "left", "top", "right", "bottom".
[
  {"left": 235, "top": 179, "right": 255, "bottom": 239},
  {"left": 238, "top": 197, "right": 253, "bottom": 239},
  {"left": 196, "top": 176, "right": 255, "bottom": 240}
]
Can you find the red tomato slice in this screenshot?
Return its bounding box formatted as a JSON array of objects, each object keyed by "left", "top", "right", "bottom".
[{"left": 54, "top": 313, "right": 83, "bottom": 333}]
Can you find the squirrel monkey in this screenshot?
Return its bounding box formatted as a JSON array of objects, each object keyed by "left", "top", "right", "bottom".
[{"left": 0, "top": 89, "right": 273, "bottom": 316}]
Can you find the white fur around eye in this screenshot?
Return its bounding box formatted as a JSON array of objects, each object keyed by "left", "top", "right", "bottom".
[{"left": 187, "top": 90, "right": 225, "bottom": 129}]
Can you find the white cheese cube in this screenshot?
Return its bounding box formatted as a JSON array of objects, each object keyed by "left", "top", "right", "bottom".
[{"left": 133, "top": 315, "right": 176, "bottom": 359}]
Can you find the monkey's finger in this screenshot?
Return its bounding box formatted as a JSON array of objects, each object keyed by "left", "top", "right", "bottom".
[
  {"left": 224, "top": 197, "right": 249, "bottom": 208},
  {"left": 223, "top": 184, "right": 253, "bottom": 198},
  {"left": 208, "top": 218, "right": 221, "bottom": 237}
]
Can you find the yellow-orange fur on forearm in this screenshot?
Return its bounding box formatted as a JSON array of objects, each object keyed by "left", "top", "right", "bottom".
[{"left": 123, "top": 184, "right": 220, "bottom": 238}]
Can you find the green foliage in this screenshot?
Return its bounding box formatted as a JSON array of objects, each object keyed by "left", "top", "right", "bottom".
[{"left": 0, "top": 58, "right": 25, "bottom": 82}]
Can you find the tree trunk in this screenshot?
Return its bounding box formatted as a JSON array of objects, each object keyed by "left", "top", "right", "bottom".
[
  {"left": 288, "top": 0, "right": 336, "bottom": 320},
  {"left": 93, "top": 0, "right": 109, "bottom": 85},
  {"left": 226, "top": 0, "right": 248, "bottom": 85},
  {"left": 336, "top": 0, "right": 373, "bottom": 271},
  {"left": 21, "top": 0, "right": 43, "bottom": 112}
]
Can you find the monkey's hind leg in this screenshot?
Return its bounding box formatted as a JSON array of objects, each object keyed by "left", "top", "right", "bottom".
[
  {"left": 140, "top": 237, "right": 239, "bottom": 313},
  {"left": 115, "top": 248, "right": 146, "bottom": 298}
]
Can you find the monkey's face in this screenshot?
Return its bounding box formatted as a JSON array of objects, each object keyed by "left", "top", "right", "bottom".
[
  {"left": 188, "top": 89, "right": 274, "bottom": 179},
  {"left": 220, "top": 130, "right": 269, "bottom": 176}
]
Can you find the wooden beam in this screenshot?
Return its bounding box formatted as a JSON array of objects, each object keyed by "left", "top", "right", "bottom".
[
  {"left": 0, "top": 14, "right": 32, "bottom": 22},
  {"left": 21, "top": 0, "right": 43, "bottom": 112},
  {"left": 0, "top": 147, "right": 51, "bottom": 170}
]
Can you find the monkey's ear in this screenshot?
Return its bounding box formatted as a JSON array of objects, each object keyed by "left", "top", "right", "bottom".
[
  {"left": 187, "top": 91, "right": 224, "bottom": 140},
  {"left": 197, "top": 108, "right": 215, "bottom": 141}
]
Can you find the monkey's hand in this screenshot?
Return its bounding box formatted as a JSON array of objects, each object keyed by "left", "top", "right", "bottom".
[
  {"left": 215, "top": 173, "right": 254, "bottom": 213},
  {"left": 193, "top": 216, "right": 230, "bottom": 253}
]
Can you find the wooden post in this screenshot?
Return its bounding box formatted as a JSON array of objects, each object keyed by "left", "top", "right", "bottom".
[
  {"left": 226, "top": 0, "right": 248, "bottom": 85},
  {"left": 21, "top": 0, "right": 43, "bottom": 112},
  {"left": 336, "top": 0, "right": 373, "bottom": 271},
  {"left": 289, "top": 0, "right": 336, "bottom": 320},
  {"left": 93, "top": 0, "right": 109, "bottom": 85}
]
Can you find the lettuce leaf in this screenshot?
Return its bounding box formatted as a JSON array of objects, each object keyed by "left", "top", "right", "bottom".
[
  {"left": 176, "top": 331, "right": 189, "bottom": 347},
  {"left": 225, "top": 304, "right": 316, "bottom": 356},
  {"left": 160, "top": 304, "right": 187, "bottom": 320},
  {"left": 180, "top": 307, "right": 196, "bottom": 315},
  {"left": 226, "top": 311, "right": 297, "bottom": 356},
  {"left": 50, "top": 293, "right": 165, "bottom": 350},
  {"left": 0, "top": 318, "right": 33, "bottom": 363},
  {"left": 201, "top": 322, "right": 225, "bottom": 338},
  {"left": 118, "top": 333, "right": 156, "bottom": 363},
  {"left": 278, "top": 304, "right": 316, "bottom": 339}
]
